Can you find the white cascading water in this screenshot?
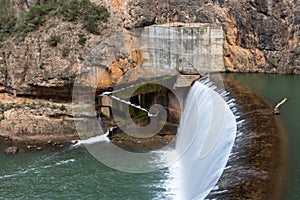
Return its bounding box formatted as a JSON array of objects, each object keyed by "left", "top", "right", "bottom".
[
  {"left": 72, "top": 131, "right": 110, "bottom": 146},
  {"left": 73, "top": 78, "right": 237, "bottom": 199},
  {"left": 173, "top": 80, "right": 237, "bottom": 200}
]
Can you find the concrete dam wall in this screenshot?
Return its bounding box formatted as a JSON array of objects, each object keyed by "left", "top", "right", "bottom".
[{"left": 139, "top": 23, "right": 224, "bottom": 75}]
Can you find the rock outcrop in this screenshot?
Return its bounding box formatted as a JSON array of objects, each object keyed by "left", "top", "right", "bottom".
[
  {"left": 0, "top": 93, "right": 77, "bottom": 138},
  {"left": 122, "top": 0, "right": 300, "bottom": 74},
  {"left": 0, "top": 0, "right": 299, "bottom": 144},
  {"left": 0, "top": 0, "right": 124, "bottom": 142},
  {"left": 4, "top": 146, "right": 18, "bottom": 155}
]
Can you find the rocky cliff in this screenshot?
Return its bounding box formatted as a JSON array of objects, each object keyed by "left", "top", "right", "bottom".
[
  {"left": 0, "top": 0, "right": 299, "bottom": 144},
  {"left": 1, "top": 0, "right": 299, "bottom": 95},
  {"left": 122, "top": 0, "right": 300, "bottom": 74},
  {"left": 0, "top": 0, "right": 120, "bottom": 143}
]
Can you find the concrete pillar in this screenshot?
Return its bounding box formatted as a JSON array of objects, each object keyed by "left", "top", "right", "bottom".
[
  {"left": 98, "top": 95, "right": 112, "bottom": 107},
  {"left": 100, "top": 107, "right": 111, "bottom": 118}
]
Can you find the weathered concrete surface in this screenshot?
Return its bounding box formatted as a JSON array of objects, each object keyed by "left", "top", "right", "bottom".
[
  {"left": 173, "top": 74, "right": 201, "bottom": 88},
  {"left": 140, "top": 22, "right": 224, "bottom": 74}
]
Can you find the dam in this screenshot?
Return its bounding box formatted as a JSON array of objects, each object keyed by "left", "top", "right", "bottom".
[
  {"left": 88, "top": 22, "right": 237, "bottom": 199},
  {"left": 98, "top": 22, "right": 224, "bottom": 118}
]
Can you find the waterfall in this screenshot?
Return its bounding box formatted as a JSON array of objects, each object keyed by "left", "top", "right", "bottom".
[{"left": 174, "top": 80, "right": 237, "bottom": 200}]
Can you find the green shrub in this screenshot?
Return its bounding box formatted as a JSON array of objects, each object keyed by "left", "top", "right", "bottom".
[
  {"left": 29, "top": 102, "right": 36, "bottom": 109},
  {"left": 43, "top": 75, "right": 49, "bottom": 82},
  {"left": 37, "top": 0, "right": 62, "bottom": 13},
  {"left": 0, "top": 0, "right": 110, "bottom": 42},
  {"left": 60, "top": 0, "right": 109, "bottom": 33},
  {"left": 268, "top": 58, "right": 275, "bottom": 68},
  {"left": 0, "top": 66, "right": 6, "bottom": 73},
  {"left": 62, "top": 46, "right": 70, "bottom": 57},
  {"left": 39, "top": 62, "right": 45, "bottom": 69},
  {"left": 24, "top": 6, "right": 46, "bottom": 30},
  {"left": 60, "top": 0, "right": 81, "bottom": 21},
  {"left": 3, "top": 104, "right": 13, "bottom": 111},
  {"left": 59, "top": 104, "right": 66, "bottom": 111},
  {"left": 78, "top": 34, "right": 86, "bottom": 46},
  {"left": 84, "top": 19, "right": 100, "bottom": 35},
  {"left": 0, "top": 0, "right": 109, "bottom": 39},
  {"left": 48, "top": 34, "right": 61, "bottom": 47},
  {"left": 2, "top": 18, "right": 17, "bottom": 33},
  {"left": 0, "top": 33, "right": 4, "bottom": 43},
  {"left": 50, "top": 104, "right": 57, "bottom": 110},
  {"left": 291, "top": 48, "right": 300, "bottom": 56},
  {"left": 0, "top": 0, "right": 17, "bottom": 42}
]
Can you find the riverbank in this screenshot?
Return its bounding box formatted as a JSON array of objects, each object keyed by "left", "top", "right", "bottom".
[
  {"left": 0, "top": 93, "right": 80, "bottom": 154},
  {"left": 0, "top": 134, "right": 78, "bottom": 154}
]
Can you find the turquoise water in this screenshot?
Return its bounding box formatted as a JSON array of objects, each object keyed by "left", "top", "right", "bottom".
[
  {"left": 0, "top": 147, "right": 170, "bottom": 200},
  {"left": 226, "top": 73, "right": 300, "bottom": 200},
  {"left": 1, "top": 73, "right": 299, "bottom": 199}
]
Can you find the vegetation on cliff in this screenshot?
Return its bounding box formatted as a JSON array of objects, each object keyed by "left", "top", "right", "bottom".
[
  {"left": 0, "top": 0, "right": 109, "bottom": 45},
  {"left": 0, "top": 0, "right": 16, "bottom": 43},
  {"left": 0, "top": 0, "right": 112, "bottom": 142}
]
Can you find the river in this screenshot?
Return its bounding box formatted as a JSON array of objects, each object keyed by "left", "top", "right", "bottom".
[
  {"left": 0, "top": 146, "right": 172, "bottom": 199},
  {"left": 0, "top": 73, "right": 299, "bottom": 199},
  {"left": 226, "top": 73, "right": 300, "bottom": 200}
]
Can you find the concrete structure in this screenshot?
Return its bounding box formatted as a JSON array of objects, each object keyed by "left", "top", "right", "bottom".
[
  {"left": 173, "top": 74, "right": 201, "bottom": 88},
  {"left": 98, "top": 95, "right": 112, "bottom": 117},
  {"left": 140, "top": 22, "right": 224, "bottom": 74},
  {"left": 98, "top": 23, "right": 224, "bottom": 117}
]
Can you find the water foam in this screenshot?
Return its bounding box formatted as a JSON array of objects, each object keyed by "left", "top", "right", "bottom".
[
  {"left": 72, "top": 131, "right": 110, "bottom": 146},
  {"left": 169, "top": 80, "right": 237, "bottom": 199}
]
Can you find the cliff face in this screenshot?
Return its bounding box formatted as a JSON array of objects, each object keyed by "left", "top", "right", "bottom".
[
  {"left": 0, "top": 0, "right": 122, "bottom": 140},
  {"left": 1, "top": 0, "right": 299, "bottom": 96},
  {"left": 122, "top": 0, "right": 299, "bottom": 74},
  {"left": 0, "top": 0, "right": 299, "bottom": 141},
  {"left": 0, "top": 0, "right": 119, "bottom": 96}
]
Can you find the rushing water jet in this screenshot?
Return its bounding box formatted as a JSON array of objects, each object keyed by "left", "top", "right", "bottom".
[{"left": 174, "top": 80, "right": 237, "bottom": 199}]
